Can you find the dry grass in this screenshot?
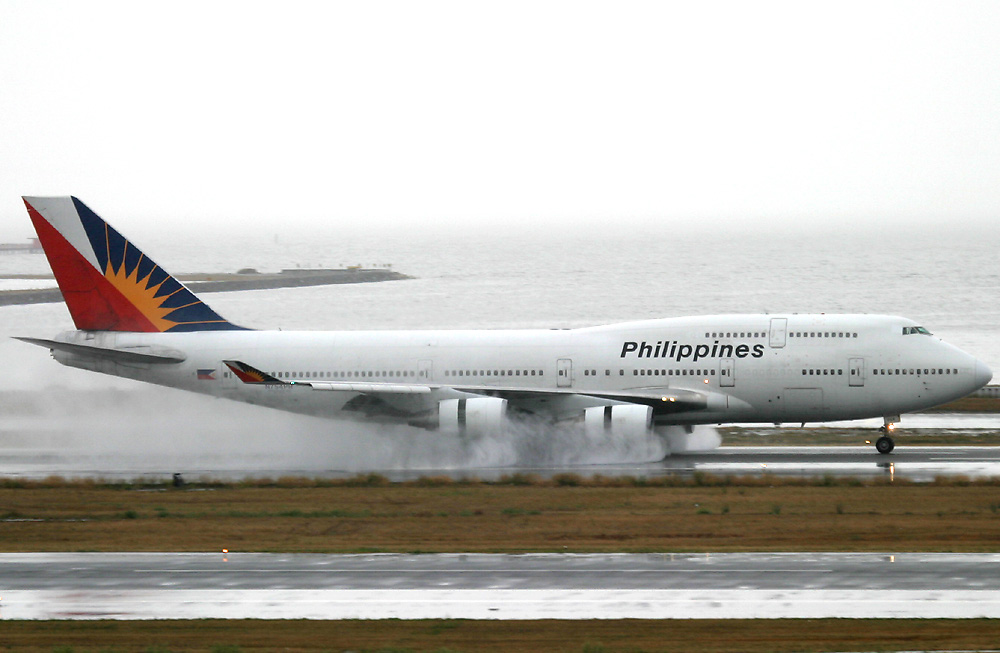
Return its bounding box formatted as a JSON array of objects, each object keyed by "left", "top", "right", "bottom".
[
  {"left": 2, "top": 476, "right": 1000, "bottom": 552},
  {"left": 928, "top": 395, "right": 1000, "bottom": 412},
  {"left": 1, "top": 618, "right": 999, "bottom": 652}
]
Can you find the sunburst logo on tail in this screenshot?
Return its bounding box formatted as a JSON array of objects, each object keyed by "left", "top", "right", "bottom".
[
  {"left": 24, "top": 196, "right": 245, "bottom": 333},
  {"left": 102, "top": 247, "right": 184, "bottom": 332},
  {"left": 71, "top": 198, "right": 244, "bottom": 332}
]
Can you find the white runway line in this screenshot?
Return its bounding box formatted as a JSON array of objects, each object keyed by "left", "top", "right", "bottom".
[{"left": 3, "top": 589, "right": 1000, "bottom": 620}]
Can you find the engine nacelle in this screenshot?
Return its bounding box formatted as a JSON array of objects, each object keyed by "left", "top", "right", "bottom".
[
  {"left": 584, "top": 404, "right": 653, "bottom": 439},
  {"left": 439, "top": 397, "right": 509, "bottom": 438}
]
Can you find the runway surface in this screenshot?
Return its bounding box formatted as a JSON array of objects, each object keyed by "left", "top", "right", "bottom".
[
  {"left": 2, "top": 552, "right": 999, "bottom": 619},
  {"left": 2, "top": 445, "right": 999, "bottom": 482}
]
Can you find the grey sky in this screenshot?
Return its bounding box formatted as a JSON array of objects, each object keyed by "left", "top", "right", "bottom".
[{"left": 2, "top": 0, "right": 998, "bottom": 239}]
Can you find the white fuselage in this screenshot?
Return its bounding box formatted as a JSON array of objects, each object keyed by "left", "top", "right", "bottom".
[{"left": 47, "top": 313, "right": 991, "bottom": 427}]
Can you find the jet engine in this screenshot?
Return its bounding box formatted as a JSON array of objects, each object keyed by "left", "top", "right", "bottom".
[
  {"left": 439, "top": 397, "right": 509, "bottom": 438},
  {"left": 584, "top": 404, "right": 653, "bottom": 439}
]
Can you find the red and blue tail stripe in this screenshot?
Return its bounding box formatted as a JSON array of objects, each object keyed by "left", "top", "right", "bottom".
[{"left": 23, "top": 196, "right": 246, "bottom": 333}]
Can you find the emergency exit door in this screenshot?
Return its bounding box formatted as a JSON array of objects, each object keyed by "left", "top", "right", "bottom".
[
  {"left": 557, "top": 358, "right": 573, "bottom": 388},
  {"left": 720, "top": 358, "right": 735, "bottom": 387},
  {"left": 849, "top": 358, "right": 865, "bottom": 387}
]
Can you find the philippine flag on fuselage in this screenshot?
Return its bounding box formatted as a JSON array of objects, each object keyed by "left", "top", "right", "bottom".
[{"left": 197, "top": 369, "right": 216, "bottom": 380}]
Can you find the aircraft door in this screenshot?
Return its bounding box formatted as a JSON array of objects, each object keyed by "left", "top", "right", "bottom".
[
  {"left": 419, "top": 359, "right": 433, "bottom": 382},
  {"left": 557, "top": 358, "right": 573, "bottom": 388},
  {"left": 720, "top": 358, "right": 735, "bottom": 387},
  {"left": 769, "top": 318, "right": 787, "bottom": 348},
  {"left": 849, "top": 358, "right": 865, "bottom": 387}
]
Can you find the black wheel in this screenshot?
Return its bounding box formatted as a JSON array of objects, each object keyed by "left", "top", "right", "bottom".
[{"left": 875, "top": 436, "right": 895, "bottom": 454}]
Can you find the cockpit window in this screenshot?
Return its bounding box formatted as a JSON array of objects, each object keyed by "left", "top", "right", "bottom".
[{"left": 902, "top": 326, "right": 932, "bottom": 335}]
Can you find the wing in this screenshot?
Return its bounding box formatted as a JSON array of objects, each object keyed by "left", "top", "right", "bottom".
[
  {"left": 222, "top": 360, "right": 727, "bottom": 420},
  {"left": 223, "top": 360, "right": 432, "bottom": 394}
]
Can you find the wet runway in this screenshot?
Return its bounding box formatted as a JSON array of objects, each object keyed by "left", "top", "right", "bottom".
[
  {"left": 2, "top": 552, "right": 999, "bottom": 619},
  {"left": 663, "top": 445, "right": 1000, "bottom": 481},
  {"left": 2, "top": 445, "right": 999, "bottom": 482}
]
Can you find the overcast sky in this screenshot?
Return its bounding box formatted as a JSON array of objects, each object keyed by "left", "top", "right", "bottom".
[{"left": 1, "top": 1, "right": 998, "bottom": 239}]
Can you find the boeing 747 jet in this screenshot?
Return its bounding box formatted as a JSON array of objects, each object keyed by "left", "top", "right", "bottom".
[{"left": 17, "top": 197, "right": 993, "bottom": 454}]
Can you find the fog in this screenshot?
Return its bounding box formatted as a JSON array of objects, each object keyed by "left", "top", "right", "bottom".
[{"left": 2, "top": 2, "right": 1000, "bottom": 240}]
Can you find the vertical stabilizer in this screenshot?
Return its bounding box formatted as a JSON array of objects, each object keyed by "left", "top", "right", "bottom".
[{"left": 23, "top": 196, "right": 245, "bottom": 332}]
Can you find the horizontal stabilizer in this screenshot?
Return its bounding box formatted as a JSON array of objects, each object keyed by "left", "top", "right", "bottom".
[{"left": 15, "top": 337, "right": 186, "bottom": 364}]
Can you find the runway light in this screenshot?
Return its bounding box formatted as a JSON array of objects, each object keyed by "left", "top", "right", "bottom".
[{"left": 865, "top": 440, "right": 871, "bottom": 444}]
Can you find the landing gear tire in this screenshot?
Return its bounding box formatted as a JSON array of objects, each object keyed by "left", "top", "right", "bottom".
[{"left": 875, "top": 436, "right": 895, "bottom": 454}]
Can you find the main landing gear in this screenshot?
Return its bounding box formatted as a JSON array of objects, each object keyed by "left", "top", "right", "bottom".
[{"left": 875, "top": 417, "right": 897, "bottom": 454}]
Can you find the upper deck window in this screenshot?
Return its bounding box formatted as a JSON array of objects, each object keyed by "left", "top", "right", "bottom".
[{"left": 902, "top": 326, "right": 932, "bottom": 335}]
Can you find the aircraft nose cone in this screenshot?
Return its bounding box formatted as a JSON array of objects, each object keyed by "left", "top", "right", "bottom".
[{"left": 975, "top": 360, "right": 993, "bottom": 389}]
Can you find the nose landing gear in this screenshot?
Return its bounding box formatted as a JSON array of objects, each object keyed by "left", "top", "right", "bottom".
[{"left": 875, "top": 417, "right": 897, "bottom": 454}]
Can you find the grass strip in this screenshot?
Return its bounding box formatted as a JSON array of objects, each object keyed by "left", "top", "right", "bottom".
[
  {"left": 0, "top": 618, "right": 999, "bottom": 652},
  {"left": 2, "top": 475, "right": 1000, "bottom": 552}
]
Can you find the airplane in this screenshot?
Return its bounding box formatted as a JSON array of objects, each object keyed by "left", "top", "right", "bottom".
[{"left": 16, "top": 196, "right": 993, "bottom": 455}]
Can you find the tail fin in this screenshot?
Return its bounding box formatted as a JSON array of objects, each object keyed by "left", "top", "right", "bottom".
[{"left": 22, "top": 196, "right": 245, "bottom": 332}]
